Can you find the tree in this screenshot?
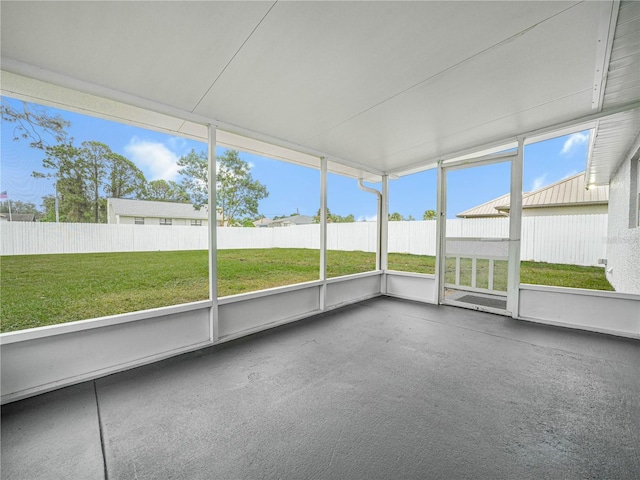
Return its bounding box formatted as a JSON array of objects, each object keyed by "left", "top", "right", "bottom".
[
  {"left": 1, "top": 101, "right": 70, "bottom": 150},
  {"left": 105, "top": 153, "right": 146, "bottom": 200},
  {"left": 407, "top": 215, "right": 415, "bottom": 221},
  {"left": 140, "top": 179, "right": 190, "bottom": 203},
  {"left": 313, "top": 207, "right": 356, "bottom": 223},
  {"left": 272, "top": 212, "right": 300, "bottom": 220},
  {"left": 389, "top": 212, "right": 404, "bottom": 221},
  {"left": 81, "top": 141, "right": 109, "bottom": 223},
  {"left": 35, "top": 138, "right": 152, "bottom": 223},
  {"left": 423, "top": 209, "right": 437, "bottom": 220},
  {"left": 0, "top": 200, "right": 41, "bottom": 217},
  {"left": 35, "top": 143, "right": 93, "bottom": 223},
  {"left": 177, "top": 149, "right": 208, "bottom": 208},
  {"left": 177, "top": 149, "right": 269, "bottom": 226},
  {"left": 217, "top": 150, "right": 268, "bottom": 226}
]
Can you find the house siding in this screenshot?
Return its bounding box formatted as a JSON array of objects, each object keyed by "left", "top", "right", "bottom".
[
  {"left": 117, "top": 215, "right": 208, "bottom": 226},
  {"left": 108, "top": 204, "right": 117, "bottom": 224},
  {"left": 521, "top": 204, "right": 608, "bottom": 217},
  {"left": 606, "top": 153, "right": 640, "bottom": 294}
]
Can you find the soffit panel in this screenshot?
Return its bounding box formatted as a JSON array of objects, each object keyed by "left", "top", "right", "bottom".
[
  {"left": 602, "top": 1, "right": 640, "bottom": 110},
  {"left": 588, "top": 109, "right": 640, "bottom": 185},
  {"left": 588, "top": 0, "right": 640, "bottom": 185}
]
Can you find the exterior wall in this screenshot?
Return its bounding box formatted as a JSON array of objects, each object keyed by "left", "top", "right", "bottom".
[
  {"left": 107, "top": 203, "right": 117, "bottom": 224},
  {"left": 606, "top": 154, "right": 640, "bottom": 294},
  {"left": 521, "top": 204, "right": 607, "bottom": 216},
  {"left": 117, "top": 215, "right": 136, "bottom": 225},
  {"left": 118, "top": 215, "right": 208, "bottom": 227}
]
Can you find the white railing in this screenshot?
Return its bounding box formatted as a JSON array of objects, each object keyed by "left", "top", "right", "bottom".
[
  {"left": 0, "top": 214, "right": 608, "bottom": 266},
  {"left": 445, "top": 237, "right": 510, "bottom": 295}
]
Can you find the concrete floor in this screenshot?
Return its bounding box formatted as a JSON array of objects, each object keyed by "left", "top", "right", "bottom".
[{"left": 2, "top": 297, "right": 639, "bottom": 480}]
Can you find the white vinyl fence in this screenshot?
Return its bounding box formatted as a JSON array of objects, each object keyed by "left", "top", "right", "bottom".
[{"left": 0, "top": 214, "right": 608, "bottom": 266}]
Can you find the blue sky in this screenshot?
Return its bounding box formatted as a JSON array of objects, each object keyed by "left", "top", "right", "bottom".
[{"left": 1, "top": 96, "right": 590, "bottom": 219}]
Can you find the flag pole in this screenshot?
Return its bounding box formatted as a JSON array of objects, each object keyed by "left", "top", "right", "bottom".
[{"left": 8, "top": 198, "right": 12, "bottom": 222}]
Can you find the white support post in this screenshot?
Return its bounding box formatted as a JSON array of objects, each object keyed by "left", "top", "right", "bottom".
[
  {"left": 319, "top": 157, "right": 328, "bottom": 310},
  {"left": 471, "top": 257, "right": 477, "bottom": 288},
  {"left": 435, "top": 161, "right": 445, "bottom": 304},
  {"left": 207, "top": 125, "right": 219, "bottom": 343},
  {"left": 380, "top": 175, "right": 389, "bottom": 293},
  {"left": 507, "top": 137, "right": 524, "bottom": 317},
  {"left": 488, "top": 259, "right": 495, "bottom": 291}
]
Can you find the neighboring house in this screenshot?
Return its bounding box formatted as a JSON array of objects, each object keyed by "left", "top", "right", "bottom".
[
  {"left": 107, "top": 198, "right": 222, "bottom": 226},
  {"left": 253, "top": 218, "right": 273, "bottom": 228},
  {"left": 0, "top": 213, "right": 36, "bottom": 222},
  {"left": 457, "top": 173, "right": 608, "bottom": 218},
  {"left": 270, "top": 214, "right": 313, "bottom": 227},
  {"left": 455, "top": 193, "right": 511, "bottom": 219}
]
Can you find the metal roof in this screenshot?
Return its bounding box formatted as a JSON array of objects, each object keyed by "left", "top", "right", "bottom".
[
  {"left": 0, "top": 213, "right": 36, "bottom": 222},
  {"left": 456, "top": 194, "right": 511, "bottom": 219},
  {"left": 457, "top": 173, "right": 609, "bottom": 218},
  {"left": 518, "top": 173, "right": 609, "bottom": 209},
  {"left": 1, "top": 1, "right": 635, "bottom": 179},
  {"left": 108, "top": 198, "right": 209, "bottom": 220}
]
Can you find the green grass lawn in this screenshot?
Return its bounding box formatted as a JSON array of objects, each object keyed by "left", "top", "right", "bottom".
[{"left": 0, "top": 249, "right": 613, "bottom": 332}]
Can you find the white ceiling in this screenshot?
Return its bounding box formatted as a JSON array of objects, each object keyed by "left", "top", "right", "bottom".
[{"left": 1, "top": 1, "right": 636, "bottom": 179}]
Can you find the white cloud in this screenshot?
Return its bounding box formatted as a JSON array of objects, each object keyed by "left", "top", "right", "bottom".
[
  {"left": 561, "top": 132, "right": 589, "bottom": 155},
  {"left": 531, "top": 174, "right": 547, "bottom": 191},
  {"left": 357, "top": 214, "right": 377, "bottom": 222},
  {"left": 125, "top": 137, "right": 181, "bottom": 181},
  {"left": 166, "top": 136, "right": 188, "bottom": 153}
]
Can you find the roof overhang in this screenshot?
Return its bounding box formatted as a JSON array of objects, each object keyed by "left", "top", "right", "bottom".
[
  {"left": 585, "top": 1, "right": 640, "bottom": 186},
  {"left": 1, "top": 1, "right": 636, "bottom": 180}
]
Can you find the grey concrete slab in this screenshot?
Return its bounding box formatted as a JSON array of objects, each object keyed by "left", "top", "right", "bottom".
[
  {"left": 2, "top": 297, "right": 639, "bottom": 479},
  {"left": 1, "top": 381, "right": 104, "bottom": 480},
  {"left": 374, "top": 296, "right": 640, "bottom": 365},
  {"left": 91, "top": 298, "right": 639, "bottom": 480}
]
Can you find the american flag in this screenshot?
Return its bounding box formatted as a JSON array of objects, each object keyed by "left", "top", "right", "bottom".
[{"left": 0, "top": 191, "right": 7, "bottom": 199}]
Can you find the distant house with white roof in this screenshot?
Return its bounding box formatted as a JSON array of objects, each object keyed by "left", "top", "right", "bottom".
[
  {"left": 253, "top": 217, "right": 273, "bottom": 228},
  {"left": 107, "top": 198, "right": 222, "bottom": 226},
  {"left": 269, "top": 214, "right": 313, "bottom": 227},
  {"left": 457, "top": 173, "right": 608, "bottom": 218}
]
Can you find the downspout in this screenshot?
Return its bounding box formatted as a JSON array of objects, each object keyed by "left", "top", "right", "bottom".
[{"left": 357, "top": 178, "right": 382, "bottom": 271}]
